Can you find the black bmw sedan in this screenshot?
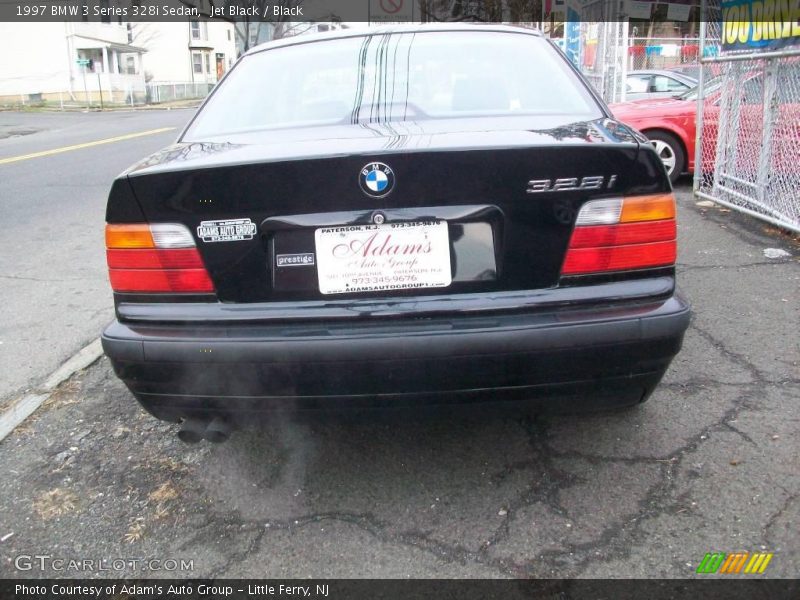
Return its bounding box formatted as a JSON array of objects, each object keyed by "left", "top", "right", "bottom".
[{"left": 102, "top": 24, "right": 690, "bottom": 443}]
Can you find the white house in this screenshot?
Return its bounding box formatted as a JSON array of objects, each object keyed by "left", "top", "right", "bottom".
[
  {"left": 0, "top": 20, "right": 235, "bottom": 106},
  {"left": 132, "top": 21, "right": 236, "bottom": 86},
  {"left": 0, "top": 22, "right": 146, "bottom": 105}
]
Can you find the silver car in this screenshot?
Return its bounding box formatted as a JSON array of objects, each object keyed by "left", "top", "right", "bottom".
[{"left": 625, "top": 69, "right": 698, "bottom": 100}]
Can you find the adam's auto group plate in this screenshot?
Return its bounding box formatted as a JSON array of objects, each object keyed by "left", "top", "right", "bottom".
[{"left": 315, "top": 221, "right": 451, "bottom": 295}]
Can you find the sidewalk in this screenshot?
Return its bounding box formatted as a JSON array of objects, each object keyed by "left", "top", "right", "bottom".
[{"left": 0, "top": 99, "right": 203, "bottom": 113}]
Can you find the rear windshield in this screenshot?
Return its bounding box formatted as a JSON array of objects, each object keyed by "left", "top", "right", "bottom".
[{"left": 183, "top": 31, "right": 603, "bottom": 140}]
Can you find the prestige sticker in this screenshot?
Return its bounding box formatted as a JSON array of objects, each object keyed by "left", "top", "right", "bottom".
[{"left": 276, "top": 253, "right": 315, "bottom": 267}]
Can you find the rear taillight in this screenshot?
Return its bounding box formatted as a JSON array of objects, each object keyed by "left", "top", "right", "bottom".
[
  {"left": 562, "top": 194, "right": 677, "bottom": 276},
  {"left": 105, "top": 223, "right": 214, "bottom": 293}
]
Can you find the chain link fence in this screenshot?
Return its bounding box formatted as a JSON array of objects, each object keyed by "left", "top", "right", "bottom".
[
  {"left": 577, "top": 28, "right": 701, "bottom": 104},
  {"left": 578, "top": 21, "right": 628, "bottom": 103},
  {"left": 145, "top": 82, "right": 215, "bottom": 104},
  {"left": 628, "top": 37, "right": 701, "bottom": 73},
  {"left": 694, "top": 1, "right": 800, "bottom": 233}
]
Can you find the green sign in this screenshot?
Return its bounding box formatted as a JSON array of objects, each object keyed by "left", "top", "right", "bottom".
[{"left": 76, "top": 58, "right": 90, "bottom": 66}]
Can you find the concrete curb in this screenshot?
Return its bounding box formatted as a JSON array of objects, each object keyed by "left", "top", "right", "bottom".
[{"left": 0, "top": 339, "right": 103, "bottom": 442}]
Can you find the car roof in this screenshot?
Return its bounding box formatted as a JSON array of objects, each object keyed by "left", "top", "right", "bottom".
[
  {"left": 627, "top": 69, "right": 697, "bottom": 82},
  {"left": 245, "top": 23, "right": 543, "bottom": 56}
]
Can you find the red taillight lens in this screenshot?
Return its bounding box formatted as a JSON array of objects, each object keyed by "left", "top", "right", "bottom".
[
  {"left": 105, "top": 224, "right": 215, "bottom": 294},
  {"left": 562, "top": 240, "right": 677, "bottom": 275},
  {"left": 106, "top": 248, "right": 205, "bottom": 269},
  {"left": 568, "top": 220, "right": 676, "bottom": 249},
  {"left": 108, "top": 268, "right": 214, "bottom": 293},
  {"left": 563, "top": 194, "right": 677, "bottom": 276}
]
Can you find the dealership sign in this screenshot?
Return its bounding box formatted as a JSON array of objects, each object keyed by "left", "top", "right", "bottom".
[{"left": 721, "top": 0, "right": 800, "bottom": 51}]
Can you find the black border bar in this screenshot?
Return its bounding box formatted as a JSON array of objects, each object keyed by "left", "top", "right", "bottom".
[
  {"left": 0, "top": 0, "right": 715, "bottom": 23},
  {"left": 1, "top": 579, "right": 798, "bottom": 600}
]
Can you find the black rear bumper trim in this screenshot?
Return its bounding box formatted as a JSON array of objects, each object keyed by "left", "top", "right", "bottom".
[
  {"left": 115, "top": 276, "right": 676, "bottom": 324},
  {"left": 103, "top": 295, "right": 688, "bottom": 365},
  {"left": 102, "top": 292, "right": 690, "bottom": 414}
]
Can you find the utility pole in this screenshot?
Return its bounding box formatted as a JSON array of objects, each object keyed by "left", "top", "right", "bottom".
[
  {"left": 77, "top": 57, "right": 90, "bottom": 110},
  {"left": 97, "top": 72, "right": 104, "bottom": 110},
  {"left": 82, "top": 65, "right": 89, "bottom": 110}
]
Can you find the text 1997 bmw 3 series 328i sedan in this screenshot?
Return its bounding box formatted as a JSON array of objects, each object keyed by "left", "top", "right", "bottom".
[{"left": 102, "top": 24, "right": 690, "bottom": 443}]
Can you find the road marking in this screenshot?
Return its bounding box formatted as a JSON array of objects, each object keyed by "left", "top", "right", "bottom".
[
  {"left": 0, "top": 127, "right": 175, "bottom": 166},
  {"left": 0, "top": 339, "right": 103, "bottom": 442}
]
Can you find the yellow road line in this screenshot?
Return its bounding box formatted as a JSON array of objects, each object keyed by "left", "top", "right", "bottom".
[{"left": 0, "top": 127, "right": 176, "bottom": 166}]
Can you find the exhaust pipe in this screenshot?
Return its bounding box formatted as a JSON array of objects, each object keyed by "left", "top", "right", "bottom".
[
  {"left": 177, "top": 418, "right": 206, "bottom": 444},
  {"left": 204, "top": 416, "right": 232, "bottom": 444}
]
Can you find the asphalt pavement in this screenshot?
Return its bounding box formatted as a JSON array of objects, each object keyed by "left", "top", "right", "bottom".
[
  {"left": 0, "top": 109, "right": 193, "bottom": 404},
  {"left": 0, "top": 164, "right": 796, "bottom": 578}
]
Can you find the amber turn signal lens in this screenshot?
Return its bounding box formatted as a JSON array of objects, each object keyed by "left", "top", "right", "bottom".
[
  {"left": 105, "top": 224, "right": 155, "bottom": 249},
  {"left": 620, "top": 193, "right": 676, "bottom": 223}
]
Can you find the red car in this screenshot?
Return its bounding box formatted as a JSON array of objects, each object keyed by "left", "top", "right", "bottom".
[
  {"left": 610, "top": 74, "right": 770, "bottom": 184},
  {"left": 612, "top": 67, "right": 800, "bottom": 184},
  {"left": 610, "top": 97, "right": 697, "bottom": 183}
]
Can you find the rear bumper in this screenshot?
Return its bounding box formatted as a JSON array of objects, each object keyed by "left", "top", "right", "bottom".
[{"left": 102, "top": 290, "right": 691, "bottom": 420}]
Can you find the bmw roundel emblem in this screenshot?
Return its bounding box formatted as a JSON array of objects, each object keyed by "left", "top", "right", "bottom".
[{"left": 359, "top": 162, "right": 395, "bottom": 198}]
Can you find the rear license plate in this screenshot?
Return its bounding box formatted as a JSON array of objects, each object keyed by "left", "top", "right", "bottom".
[{"left": 315, "top": 221, "right": 451, "bottom": 294}]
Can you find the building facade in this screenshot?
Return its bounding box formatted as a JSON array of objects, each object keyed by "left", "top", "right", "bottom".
[
  {"left": 132, "top": 21, "right": 236, "bottom": 86},
  {"left": 0, "top": 21, "right": 146, "bottom": 105},
  {"left": 0, "top": 20, "right": 235, "bottom": 106}
]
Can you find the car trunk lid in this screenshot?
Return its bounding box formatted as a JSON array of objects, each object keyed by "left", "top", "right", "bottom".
[{"left": 121, "top": 117, "right": 658, "bottom": 304}]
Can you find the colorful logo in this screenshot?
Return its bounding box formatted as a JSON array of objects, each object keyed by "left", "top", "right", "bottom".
[
  {"left": 696, "top": 551, "right": 773, "bottom": 574},
  {"left": 359, "top": 162, "right": 395, "bottom": 198}
]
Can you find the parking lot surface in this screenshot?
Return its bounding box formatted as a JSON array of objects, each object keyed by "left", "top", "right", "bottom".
[{"left": 0, "top": 186, "right": 797, "bottom": 579}]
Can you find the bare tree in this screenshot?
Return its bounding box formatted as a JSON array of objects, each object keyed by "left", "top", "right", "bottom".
[
  {"left": 177, "top": 0, "right": 320, "bottom": 55},
  {"left": 505, "top": 0, "right": 542, "bottom": 22},
  {"left": 127, "top": 22, "right": 160, "bottom": 48},
  {"left": 419, "top": 0, "right": 541, "bottom": 22},
  {"left": 124, "top": 23, "right": 161, "bottom": 82},
  {"left": 229, "top": 0, "right": 305, "bottom": 53}
]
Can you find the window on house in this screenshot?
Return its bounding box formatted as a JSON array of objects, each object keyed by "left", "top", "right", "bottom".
[
  {"left": 191, "top": 21, "right": 207, "bottom": 40},
  {"left": 205, "top": 52, "right": 211, "bottom": 75},
  {"left": 126, "top": 55, "right": 136, "bottom": 75},
  {"left": 193, "top": 52, "right": 203, "bottom": 74}
]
